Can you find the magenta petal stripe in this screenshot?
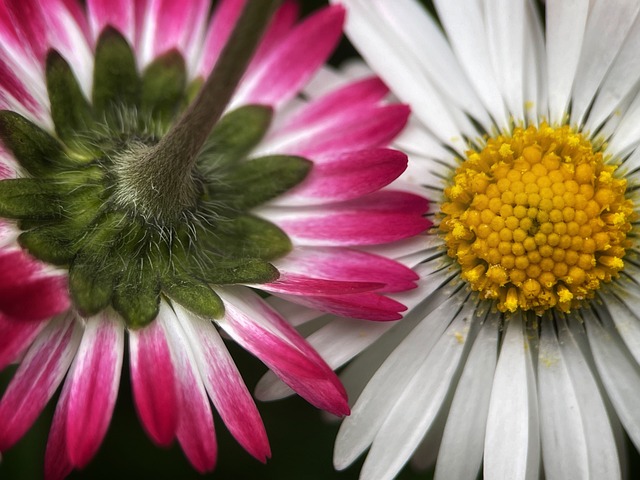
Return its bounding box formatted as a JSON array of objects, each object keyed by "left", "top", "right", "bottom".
[
  {"left": 268, "top": 247, "right": 419, "bottom": 293},
  {"left": 158, "top": 304, "right": 217, "bottom": 473},
  {"left": 274, "top": 148, "right": 408, "bottom": 205},
  {"left": 65, "top": 313, "right": 124, "bottom": 468},
  {"left": 261, "top": 274, "right": 385, "bottom": 296},
  {"left": 197, "top": 0, "right": 246, "bottom": 78},
  {"left": 44, "top": 378, "right": 73, "bottom": 480},
  {"left": 129, "top": 316, "right": 178, "bottom": 447},
  {"left": 0, "top": 314, "right": 81, "bottom": 451},
  {"left": 0, "top": 314, "right": 47, "bottom": 370},
  {"left": 278, "top": 291, "right": 408, "bottom": 321},
  {"left": 231, "top": 5, "right": 346, "bottom": 108},
  {"left": 86, "top": 0, "right": 135, "bottom": 43},
  {"left": 216, "top": 287, "right": 349, "bottom": 416},
  {"left": 248, "top": 0, "right": 299, "bottom": 71},
  {"left": 173, "top": 304, "right": 271, "bottom": 462},
  {"left": 277, "top": 76, "right": 390, "bottom": 135}
]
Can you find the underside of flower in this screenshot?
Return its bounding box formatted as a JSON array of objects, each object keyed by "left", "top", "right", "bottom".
[
  {"left": 0, "top": 28, "right": 311, "bottom": 329},
  {"left": 441, "top": 124, "right": 634, "bottom": 314}
]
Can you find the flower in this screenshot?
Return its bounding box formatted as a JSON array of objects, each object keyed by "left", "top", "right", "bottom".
[
  {"left": 263, "top": 0, "right": 640, "bottom": 478},
  {"left": 0, "top": 0, "right": 430, "bottom": 477}
]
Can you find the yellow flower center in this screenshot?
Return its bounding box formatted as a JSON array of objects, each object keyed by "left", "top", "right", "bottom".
[{"left": 441, "top": 123, "right": 634, "bottom": 314}]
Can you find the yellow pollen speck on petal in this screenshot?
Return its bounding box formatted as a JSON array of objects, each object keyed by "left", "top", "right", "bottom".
[{"left": 440, "top": 122, "right": 634, "bottom": 314}]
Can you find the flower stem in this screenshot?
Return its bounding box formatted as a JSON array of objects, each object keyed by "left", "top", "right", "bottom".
[{"left": 120, "top": 0, "right": 282, "bottom": 221}]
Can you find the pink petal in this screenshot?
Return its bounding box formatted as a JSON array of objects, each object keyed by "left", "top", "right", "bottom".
[
  {"left": 86, "top": 0, "right": 135, "bottom": 43},
  {"left": 277, "top": 76, "right": 390, "bottom": 134},
  {"left": 248, "top": 0, "right": 299, "bottom": 71},
  {"left": 158, "top": 304, "right": 217, "bottom": 473},
  {"left": 275, "top": 291, "right": 408, "bottom": 321},
  {"left": 232, "top": 5, "right": 346, "bottom": 108},
  {"left": 0, "top": 249, "right": 70, "bottom": 322},
  {"left": 197, "top": 0, "right": 246, "bottom": 77},
  {"left": 273, "top": 148, "right": 408, "bottom": 205},
  {"left": 129, "top": 317, "right": 178, "bottom": 447},
  {"left": 277, "top": 104, "right": 411, "bottom": 158},
  {"left": 0, "top": 314, "right": 47, "bottom": 370},
  {"left": 0, "top": 313, "right": 81, "bottom": 451},
  {"left": 216, "top": 287, "right": 349, "bottom": 416},
  {"left": 173, "top": 305, "right": 271, "bottom": 462},
  {"left": 276, "top": 211, "right": 430, "bottom": 246},
  {"left": 44, "top": 378, "right": 73, "bottom": 480},
  {"left": 261, "top": 274, "right": 384, "bottom": 296},
  {"left": 268, "top": 247, "right": 418, "bottom": 293},
  {"left": 137, "top": 0, "right": 209, "bottom": 69},
  {"left": 65, "top": 313, "right": 124, "bottom": 468}
]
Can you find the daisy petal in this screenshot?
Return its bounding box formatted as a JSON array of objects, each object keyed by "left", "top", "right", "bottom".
[
  {"left": 86, "top": 0, "right": 135, "bottom": 43},
  {"left": 0, "top": 314, "right": 80, "bottom": 451},
  {"left": 65, "top": 313, "right": 124, "bottom": 468},
  {"left": 129, "top": 316, "right": 178, "bottom": 447},
  {"left": 158, "top": 303, "right": 217, "bottom": 473},
  {"left": 197, "top": 0, "right": 246, "bottom": 77},
  {"left": 434, "top": 320, "right": 498, "bottom": 480},
  {"left": 173, "top": 304, "right": 270, "bottom": 462},
  {"left": 0, "top": 313, "right": 47, "bottom": 370},
  {"left": 231, "top": 5, "right": 345, "bottom": 108},
  {"left": 216, "top": 286, "right": 349, "bottom": 416},
  {"left": 484, "top": 313, "right": 540, "bottom": 480}
]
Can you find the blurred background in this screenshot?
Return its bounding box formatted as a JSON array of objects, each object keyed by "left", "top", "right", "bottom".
[{"left": 2, "top": 0, "right": 640, "bottom": 479}]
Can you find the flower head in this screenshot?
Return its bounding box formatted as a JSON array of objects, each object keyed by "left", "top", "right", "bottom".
[
  {"left": 262, "top": 0, "right": 640, "bottom": 478},
  {"left": 0, "top": 0, "right": 429, "bottom": 477}
]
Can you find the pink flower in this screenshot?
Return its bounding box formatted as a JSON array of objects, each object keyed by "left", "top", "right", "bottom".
[{"left": 0, "top": 0, "right": 429, "bottom": 477}]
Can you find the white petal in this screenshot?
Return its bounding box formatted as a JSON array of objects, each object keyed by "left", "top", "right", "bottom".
[
  {"left": 538, "top": 317, "right": 589, "bottom": 479},
  {"left": 433, "top": 0, "right": 510, "bottom": 129},
  {"left": 584, "top": 307, "right": 640, "bottom": 450},
  {"left": 570, "top": 0, "right": 640, "bottom": 126},
  {"left": 604, "top": 92, "right": 640, "bottom": 158},
  {"left": 360, "top": 303, "right": 481, "bottom": 480},
  {"left": 597, "top": 290, "right": 640, "bottom": 366},
  {"left": 545, "top": 0, "right": 589, "bottom": 125},
  {"left": 484, "top": 0, "right": 526, "bottom": 120},
  {"left": 523, "top": 0, "right": 548, "bottom": 124},
  {"left": 484, "top": 312, "right": 540, "bottom": 480},
  {"left": 334, "top": 289, "right": 475, "bottom": 470},
  {"left": 434, "top": 319, "right": 499, "bottom": 480}
]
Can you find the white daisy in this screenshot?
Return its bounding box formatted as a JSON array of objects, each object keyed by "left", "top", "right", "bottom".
[{"left": 260, "top": 0, "right": 640, "bottom": 478}]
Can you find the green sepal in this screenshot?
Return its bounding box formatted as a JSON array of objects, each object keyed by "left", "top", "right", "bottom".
[
  {"left": 200, "top": 214, "right": 292, "bottom": 261},
  {"left": 113, "top": 263, "right": 161, "bottom": 329},
  {"left": 224, "top": 155, "right": 312, "bottom": 209},
  {"left": 200, "top": 105, "right": 273, "bottom": 166},
  {"left": 19, "top": 223, "right": 78, "bottom": 265},
  {"left": 185, "top": 77, "right": 204, "bottom": 106},
  {"left": 69, "top": 257, "right": 116, "bottom": 316},
  {"left": 0, "top": 178, "right": 63, "bottom": 219},
  {"left": 93, "top": 27, "right": 141, "bottom": 118},
  {"left": 141, "top": 50, "right": 186, "bottom": 129},
  {"left": 162, "top": 274, "right": 225, "bottom": 319},
  {"left": 67, "top": 211, "right": 128, "bottom": 315},
  {"left": 198, "top": 258, "right": 280, "bottom": 285},
  {"left": 0, "top": 111, "right": 68, "bottom": 176},
  {"left": 46, "top": 50, "right": 95, "bottom": 152}
]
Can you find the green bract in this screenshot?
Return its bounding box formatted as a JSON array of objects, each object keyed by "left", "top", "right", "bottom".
[{"left": 0, "top": 30, "right": 311, "bottom": 328}]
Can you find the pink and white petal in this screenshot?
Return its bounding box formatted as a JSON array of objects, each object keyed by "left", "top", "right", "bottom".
[
  {"left": 267, "top": 247, "right": 418, "bottom": 293},
  {"left": 0, "top": 313, "right": 47, "bottom": 370},
  {"left": 65, "top": 312, "right": 124, "bottom": 468},
  {"left": 247, "top": 0, "right": 299, "bottom": 73},
  {"left": 271, "top": 149, "right": 407, "bottom": 206},
  {"left": 137, "top": 0, "right": 209, "bottom": 73},
  {"left": 266, "top": 296, "right": 326, "bottom": 328},
  {"left": 196, "top": 0, "right": 245, "bottom": 78},
  {"left": 0, "top": 249, "right": 70, "bottom": 322},
  {"left": 215, "top": 286, "right": 349, "bottom": 416},
  {"left": 275, "top": 76, "right": 390, "bottom": 135},
  {"left": 262, "top": 104, "right": 410, "bottom": 158},
  {"left": 230, "top": 5, "right": 345, "bottom": 108},
  {"left": 86, "top": 0, "right": 135, "bottom": 44},
  {"left": 271, "top": 209, "right": 430, "bottom": 247},
  {"left": 172, "top": 304, "right": 270, "bottom": 462},
  {"left": 261, "top": 274, "right": 384, "bottom": 296},
  {"left": 44, "top": 376, "right": 73, "bottom": 480},
  {"left": 129, "top": 317, "right": 178, "bottom": 447},
  {"left": 157, "top": 303, "right": 217, "bottom": 472},
  {"left": 0, "top": 313, "right": 81, "bottom": 451}
]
